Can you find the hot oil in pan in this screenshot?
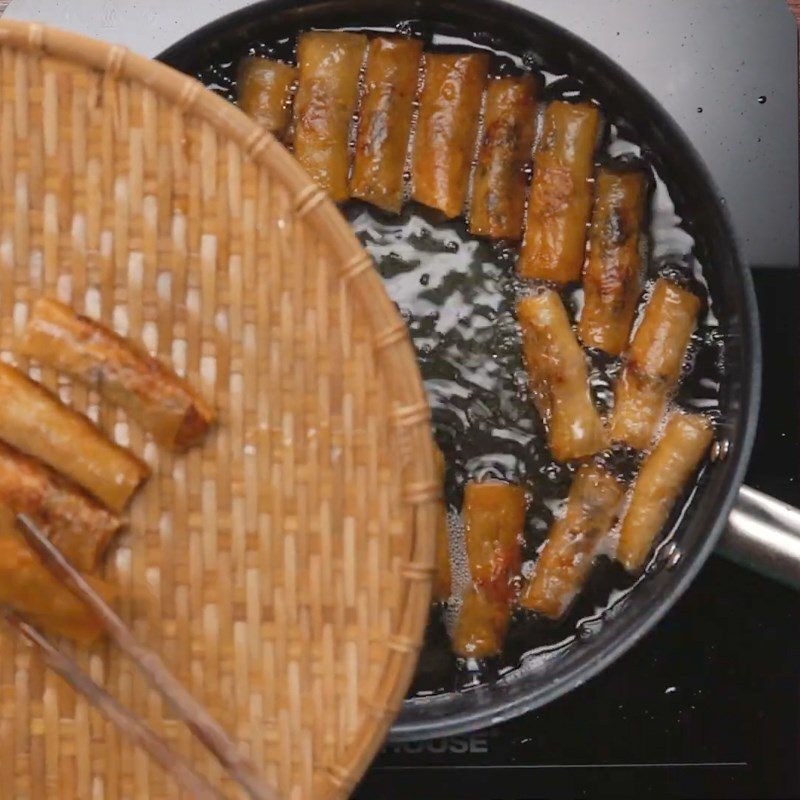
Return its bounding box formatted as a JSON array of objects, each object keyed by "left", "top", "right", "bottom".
[{"left": 194, "top": 24, "right": 723, "bottom": 698}]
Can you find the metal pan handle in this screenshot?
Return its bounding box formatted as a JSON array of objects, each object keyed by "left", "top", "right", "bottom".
[{"left": 718, "top": 485, "right": 800, "bottom": 589}]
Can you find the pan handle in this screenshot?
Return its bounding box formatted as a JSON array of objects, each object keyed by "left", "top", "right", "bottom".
[{"left": 718, "top": 485, "right": 800, "bottom": 590}]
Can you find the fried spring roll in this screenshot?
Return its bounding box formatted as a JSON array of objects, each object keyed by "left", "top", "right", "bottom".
[
  {"left": 0, "top": 441, "right": 121, "bottom": 571},
  {"left": 19, "top": 298, "right": 216, "bottom": 451},
  {"left": 464, "top": 482, "right": 526, "bottom": 601},
  {"left": 522, "top": 464, "right": 624, "bottom": 618},
  {"left": 518, "top": 101, "right": 602, "bottom": 283},
  {"left": 293, "top": 31, "right": 367, "bottom": 202},
  {"left": 617, "top": 412, "right": 713, "bottom": 572},
  {"left": 411, "top": 52, "right": 489, "bottom": 218},
  {"left": 350, "top": 36, "right": 423, "bottom": 213},
  {"left": 453, "top": 482, "right": 525, "bottom": 658},
  {"left": 452, "top": 587, "right": 511, "bottom": 659},
  {"left": 610, "top": 279, "right": 701, "bottom": 450},
  {"left": 469, "top": 75, "right": 539, "bottom": 239},
  {"left": 0, "top": 363, "right": 149, "bottom": 512},
  {"left": 579, "top": 166, "right": 650, "bottom": 355},
  {"left": 0, "top": 530, "right": 113, "bottom": 643},
  {"left": 433, "top": 446, "right": 452, "bottom": 602},
  {"left": 238, "top": 57, "right": 297, "bottom": 141},
  {"left": 518, "top": 290, "right": 606, "bottom": 461}
]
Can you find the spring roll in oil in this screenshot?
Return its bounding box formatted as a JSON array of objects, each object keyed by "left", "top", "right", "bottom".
[
  {"left": 579, "top": 165, "right": 650, "bottom": 355},
  {"left": 463, "top": 482, "right": 526, "bottom": 601},
  {"left": 453, "top": 588, "right": 513, "bottom": 661},
  {"left": 293, "top": 31, "right": 367, "bottom": 202},
  {"left": 0, "top": 441, "right": 121, "bottom": 571},
  {"left": 19, "top": 297, "right": 215, "bottom": 451},
  {"left": 351, "top": 36, "right": 423, "bottom": 213},
  {"left": 412, "top": 52, "right": 489, "bottom": 218},
  {"left": 0, "top": 363, "right": 148, "bottom": 512},
  {"left": 453, "top": 482, "right": 525, "bottom": 658},
  {"left": 238, "top": 57, "right": 297, "bottom": 141},
  {"left": 469, "top": 75, "right": 539, "bottom": 239},
  {"left": 617, "top": 412, "right": 713, "bottom": 572},
  {"left": 522, "top": 464, "right": 624, "bottom": 619},
  {"left": 519, "top": 101, "right": 602, "bottom": 283},
  {"left": 610, "top": 278, "right": 701, "bottom": 450},
  {"left": 518, "top": 290, "right": 606, "bottom": 462}
]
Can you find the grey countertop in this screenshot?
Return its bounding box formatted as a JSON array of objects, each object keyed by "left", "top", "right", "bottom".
[{"left": 3, "top": 0, "right": 798, "bottom": 267}]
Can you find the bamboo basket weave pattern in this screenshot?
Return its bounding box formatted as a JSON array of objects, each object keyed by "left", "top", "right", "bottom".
[{"left": 0, "top": 20, "right": 438, "bottom": 800}]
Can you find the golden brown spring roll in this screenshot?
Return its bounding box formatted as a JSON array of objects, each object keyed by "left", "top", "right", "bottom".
[
  {"left": 411, "top": 52, "right": 489, "bottom": 218},
  {"left": 350, "top": 36, "right": 423, "bottom": 213},
  {"left": 518, "top": 290, "right": 606, "bottom": 462},
  {"left": 0, "top": 362, "right": 149, "bottom": 512},
  {"left": 452, "top": 587, "right": 512, "bottom": 659},
  {"left": 238, "top": 57, "right": 297, "bottom": 141},
  {"left": 433, "top": 446, "right": 452, "bottom": 602},
  {"left": 522, "top": 464, "right": 624, "bottom": 618},
  {"left": 617, "top": 412, "right": 713, "bottom": 572},
  {"left": 579, "top": 166, "right": 650, "bottom": 355},
  {"left": 610, "top": 279, "right": 701, "bottom": 450},
  {"left": 0, "top": 531, "right": 113, "bottom": 643},
  {"left": 469, "top": 75, "right": 539, "bottom": 239},
  {"left": 19, "top": 297, "right": 216, "bottom": 451},
  {"left": 518, "top": 101, "right": 602, "bottom": 283},
  {"left": 0, "top": 441, "right": 121, "bottom": 572},
  {"left": 293, "top": 31, "right": 367, "bottom": 202},
  {"left": 464, "top": 482, "right": 526, "bottom": 602},
  {"left": 453, "top": 482, "right": 526, "bottom": 658}
]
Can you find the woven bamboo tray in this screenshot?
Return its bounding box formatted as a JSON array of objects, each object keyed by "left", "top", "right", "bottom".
[{"left": 0, "top": 19, "right": 438, "bottom": 800}]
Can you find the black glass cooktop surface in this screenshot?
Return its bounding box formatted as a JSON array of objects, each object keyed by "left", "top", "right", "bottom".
[{"left": 357, "top": 269, "right": 800, "bottom": 798}]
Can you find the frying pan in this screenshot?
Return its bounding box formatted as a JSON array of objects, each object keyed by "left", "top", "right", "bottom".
[{"left": 159, "top": 0, "right": 800, "bottom": 741}]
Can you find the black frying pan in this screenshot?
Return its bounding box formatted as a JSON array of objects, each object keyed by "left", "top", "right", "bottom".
[{"left": 159, "top": 0, "right": 762, "bottom": 741}]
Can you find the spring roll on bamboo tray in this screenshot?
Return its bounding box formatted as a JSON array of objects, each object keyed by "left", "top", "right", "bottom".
[
  {"left": 433, "top": 446, "right": 452, "bottom": 602},
  {"left": 609, "top": 278, "right": 701, "bottom": 450},
  {"left": 0, "top": 441, "right": 121, "bottom": 572},
  {"left": 0, "top": 523, "right": 113, "bottom": 644},
  {"left": 453, "top": 482, "right": 526, "bottom": 658},
  {"left": 617, "top": 412, "right": 713, "bottom": 572},
  {"left": 412, "top": 52, "right": 489, "bottom": 218},
  {"left": 19, "top": 297, "right": 215, "bottom": 451},
  {"left": 522, "top": 464, "right": 624, "bottom": 618},
  {"left": 518, "top": 101, "right": 602, "bottom": 283},
  {"left": 469, "top": 75, "right": 539, "bottom": 240},
  {"left": 518, "top": 290, "right": 606, "bottom": 462},
  {"left": 351, "top": 36, "right": 423, "bottom": 213},
  {"left": 293, "top": 31, "right": 367, "bottom": 202},
  {"left": 238, "top": 57, "right": 297, "bottom": 141},
  {"left": 579, "top": 165, "right": 650, "bottom": 355},
  {"left": 0, "top": 362, "right": 148, "bottom": 512}
]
